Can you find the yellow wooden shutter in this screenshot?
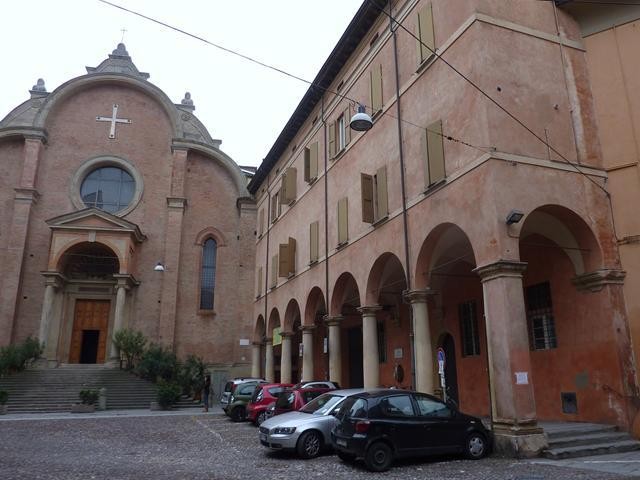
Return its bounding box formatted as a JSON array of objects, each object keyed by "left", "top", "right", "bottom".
[
  {"left": 338, "top": 197, "right": 349, "bottom": 245},
  {"left": 309, "top": 142, "right": 318, "bottom": 180},
  {"left": 285, "top": 167, "right": 297, "bottom": 202},
  {"left": 361, "top": 173, "right": 374, "bottom": 224},
  {"left": 376, "top": 165, "right": 389, "bottom": 219},
  {"left": 279, "top": 243, "right": 289, "bottom": 277},
  {"left": 259, "top": 208, "right": 265, "bottom": 236},
  {"left": 370, "top": 64, "right": 383, "bottom": 113},
  {"left": 257, "top": 266, "right": 263, "bottom": 296},
  {"left": 288, "top": 237, "right": 296, "bottom": 274},
  {"left": 344, "top": 107, "right": 351, "bottom": 145},
  {"left": 271, "top": 255, "right": 278, "bottom": 287},
  {"left": 309, "top": 221, "right": 319, "bottom": 263},
  {"left": 328, "top": 121, "right": 336, "bottom": 158},
  {"left": 417, "top": 3, "right": 435, "bottom": 64},
  {"left": 426, "top": 120, "right": 445, "bottom": 185}
]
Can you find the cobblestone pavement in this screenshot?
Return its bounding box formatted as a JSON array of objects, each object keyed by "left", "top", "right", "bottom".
[{"left": 0, "top": 409, "right": 635, "bottom": 480}]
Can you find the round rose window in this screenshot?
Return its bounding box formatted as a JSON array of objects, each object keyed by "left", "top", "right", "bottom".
[{"left": 80, "top": 166, "right": 135, "bottom": 213}]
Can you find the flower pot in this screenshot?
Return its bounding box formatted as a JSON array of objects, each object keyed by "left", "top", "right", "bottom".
[
  {"left": 71, "top": 403, "right": 95, "bottom": 413},
  {"left": 150, "top": 401, "right": 172, "bottom": 411}
]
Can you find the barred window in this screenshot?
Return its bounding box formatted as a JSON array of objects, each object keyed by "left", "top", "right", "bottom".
[
  {"left": 526, "top": 282, "right": 557, "bottom": 350},
  {"left": 459, "top": 301, "right": 480, "bottom": 356},
  {"left": 200, "top": 238, "right": 217, "bottom": 310}
]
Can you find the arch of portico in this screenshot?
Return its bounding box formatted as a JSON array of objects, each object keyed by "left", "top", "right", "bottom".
[{"left": 302, "top": 287, "right": 327, "bottom": 382}]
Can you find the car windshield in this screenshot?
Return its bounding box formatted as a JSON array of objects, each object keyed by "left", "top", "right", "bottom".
[{"left": 300, "top": 393, "right": 343, "bottom": 415}]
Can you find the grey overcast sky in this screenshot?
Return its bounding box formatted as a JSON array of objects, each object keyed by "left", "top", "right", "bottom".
[{"left": 0, "top": 0, "right": 363, "bottom": 167}]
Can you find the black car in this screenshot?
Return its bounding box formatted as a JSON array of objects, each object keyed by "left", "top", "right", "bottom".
[{"left": 331, "top": 389, "right": 491, "bottom": 472}]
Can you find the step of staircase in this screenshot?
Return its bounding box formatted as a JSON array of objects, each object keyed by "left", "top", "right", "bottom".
[
  {"left": 541, "top": 422, "right": 640, "bottom": 459},
  {"left": 0, "top": 366, "right": 201, "bottom": 414}
]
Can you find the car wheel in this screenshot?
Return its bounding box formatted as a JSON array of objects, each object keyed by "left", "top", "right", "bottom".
[
  {"left": 337, "top": 451, "right": 356, "bottom": 463},
  {"left": 464, "top": 432, "right": 487, "bottom": 459},
  {"left": 231, "top": 406, "right": 246, "bottom": 422},
  {"left": 256, "top": 411, "right": 267, "bottom": 426},
  {"left": 364, "top": 442, "right": 393, "bottom": 472},
  {"left": 296, "top": 430, "right": 322, "bottom": 459}
]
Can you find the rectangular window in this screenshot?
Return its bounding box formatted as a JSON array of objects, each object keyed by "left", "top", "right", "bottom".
[
  {"left": 416, "top": 2, "right": 435, "bottom": 65},
  {"left": 270, "top": 254, "right": 278, "bottom": 288},
  {"left": 425, "top": 119, "right": 445, "bottom": 187},
  {"left": 526, "top": 282, "right": 557, "bottom": 350},
  {"left": 459, "top": 300, "right": 480, "bottom": 356},
  {"left": 258, "top": 208, "right": 265, "bottom": 236},
  {"left": 271, "top": 191, "right": 281, "bottom": 222},
  {"left": 361, "top": 165, "right": 389, "bottom": 224},
  {"left": 377, "top": 321, "right": 386, "bottom": 363},
  {"left": 338, "top": 115, "right": 346, "bottom": 152},
  {"left": 328, "top": 120, "right": 336, "bottom": 158},
  {"left": 280, "top": 167, "right": 297, "bottom": 204},
  {"left": 256, "top": 266, "right": 263, "bottom": 298},
  {"left": 304, "top": 142, "right": 319, "bottom": 183},
  {"left": 370, "top": 64, "right": 383, "bottom": 113},
  {"left": 337, "top": 197, "right": 349, "bottom": 246},
  {"left": 309, "top": 221, "right": 319, "bottom": 264},
  {"left": 278, "top": 237, "right": 296, "bottom": 277}
]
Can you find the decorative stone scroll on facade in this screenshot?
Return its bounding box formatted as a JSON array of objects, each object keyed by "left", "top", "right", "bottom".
[{"left": 572, "top": 269, "right": 626, "bottom": 292}]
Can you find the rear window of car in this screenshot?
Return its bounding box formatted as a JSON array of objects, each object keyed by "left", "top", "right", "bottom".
[
  {"left": 339, "top": 397, "right": 367, "bottom": 420},
  {"left": 276, "top": 391, "right": 295, "bottom": 409},
  {"left": 237, "top": 383, "right": 257, "bottom": 396},
  {"left": 302, "top": 390, "right": 324, "bottom": 403}
]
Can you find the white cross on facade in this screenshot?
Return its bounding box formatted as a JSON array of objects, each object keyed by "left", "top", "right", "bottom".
[{"left": 96, "top": 104, "right": 132, "bottom": 139}]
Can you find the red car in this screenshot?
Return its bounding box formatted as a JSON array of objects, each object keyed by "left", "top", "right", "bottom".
[
  {"left": 268, "top": 387, "right": 331, "bottom": 418},
  {"left": 247, "top": 383, "right": 293, "bottom": 425}
]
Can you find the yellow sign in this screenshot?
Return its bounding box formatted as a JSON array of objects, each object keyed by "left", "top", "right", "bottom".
[{"left": 272, "top": 326, "right": 282, "bottom": 346}]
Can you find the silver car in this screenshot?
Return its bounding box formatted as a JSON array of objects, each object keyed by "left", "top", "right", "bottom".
[{"left": 258, "top": 389, "right": 364, "bottom": 459}]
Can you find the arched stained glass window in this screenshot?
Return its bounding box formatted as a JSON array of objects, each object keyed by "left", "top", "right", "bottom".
[{"left": 200, "top": 238, "right": 217, "bottom": 310}]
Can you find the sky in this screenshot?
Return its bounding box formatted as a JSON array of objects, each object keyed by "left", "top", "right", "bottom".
[{"left": 0, "top": 0, "right": 363, "bottom": 167}]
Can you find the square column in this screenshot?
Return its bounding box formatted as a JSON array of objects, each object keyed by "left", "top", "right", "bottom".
[
  {"left": 300, "top": 325, "right": 315, "bottom": 382},
  {"left": 280, "top": 331, "right": 293, "bottom": 383},
  {"left": 474, "top": 260, "right": 547, "bottom": 457},
  {"left": 324, "top": 316, "right": 344, "bottom": 385},
  {"left": 358, "top": 306, "right": 382, "bottom": 388},
  {"left": 264, "top": 337, "right": 274, "bottom": 383},
  {"left": 404, "top": 289, "right": 436, "bottom": 394},
  {"left": 251, "top": 342, "right": 262, "bottom": 378}
]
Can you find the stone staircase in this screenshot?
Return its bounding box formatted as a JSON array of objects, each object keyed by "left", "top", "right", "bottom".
[
  {"left": 541, "top": 422, "right": 640, "bottom": 459},
  {"left": 0, "top": 365, "right": 200, "bottom": 413}
]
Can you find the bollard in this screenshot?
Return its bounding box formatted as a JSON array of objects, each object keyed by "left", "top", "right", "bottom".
[{"left": 98, "top": 387, "right": 107, "bottom": 411}]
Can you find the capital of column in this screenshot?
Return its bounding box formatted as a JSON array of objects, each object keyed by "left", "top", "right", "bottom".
[
  {"left": 300, "top": 324, "right": 317, "bottom": 333},
  {"left": 473, "top": 260, "right": 527, "bottom": 282},
  {"left": 324, "top": 315, "right": 344, "bottom": 327},
  {"left": 357, "top": 305, "right": 383, "bottom": 316},
  {"left": 280, "top": 331, "right": 295, "bottom": 338},
  {"left": 264, "top": 337, "right": 273, "bottom": 345},
  {"left": 252, "top": 341, "right": 263, "bottom": 347},
  {"left": 403, "top": 288, "right": 437, "bottom": 304},
  {"left": 40, "top": 271, "right": 65, "bottom": 289},
  {"left": 14, "top": 187, "right": 41, "bottom": 204},
  {"left": 113, "top": 273, "right": 140, "bottom": 291}
]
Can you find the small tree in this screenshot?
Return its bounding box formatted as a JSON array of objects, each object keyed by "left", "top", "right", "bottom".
[
  {"left": 113, "top": 329, "right": 147, "bottom": 370},
  {"left": 157, "top": 381, "right": 181, "bottom": 409},
  {"left": 0, "top": 337, "right": 43, "bottom": 376},
  {"left": 79, "top": 389, "right": 99, "bottom": 405},
  {"left": 136, "top": 344, "right": 177, "bottom": 383},
  {"left": 178, "top": 355, "right": 206, "bottom": 398}
]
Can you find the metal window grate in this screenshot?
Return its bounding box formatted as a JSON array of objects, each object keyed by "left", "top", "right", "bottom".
[
  {"left": 200, "top": 238, "right": 217, "bottom": 310},
  {"left": 459, "top": 301, "right": 480, "bottom": 356},
  {"left": 526, "top": 282, "right": 557, "bottom": 350}
]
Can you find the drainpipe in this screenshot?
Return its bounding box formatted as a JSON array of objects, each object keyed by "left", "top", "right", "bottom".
[
  {"left": 322, "top": 95, "right": 331, "bottom": 380},
  {"left": 390, "top": 4, "right": 416, "bottom": 389},
  {"left": 264, "top": 173, "right": 271, "bottom": 375}
]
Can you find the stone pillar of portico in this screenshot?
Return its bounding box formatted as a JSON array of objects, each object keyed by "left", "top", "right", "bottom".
[
  {"left": 38, "top": 272, "right": 64, "bottom": 360},
  {"left": 300, "top": 325, "right": 315, "bottom": 382},
  {"left": 110, "top": 275, "right": 139, "bottom": 360},
  {"left": 358, "top": 306, "right": 382, "bottom": 389},
  {"left": 264, "top": 337, "right": 274, "bottom": 383},
  {"left": 404, "top": 289, "right": 436, "bottom": 394},
  {"left": 325, "top": 316, "right": 344, "bottom": 385},
  {"left": 251, "top": 342, "right": 262, "bottom": 378},
  {"left": 474, "top": 260, "right": 547, "bottom": 457},
  {"left": 280, "top": 331, "right": 293, "bottom": 384}
]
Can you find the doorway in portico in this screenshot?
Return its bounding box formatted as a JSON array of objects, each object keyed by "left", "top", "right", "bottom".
[
  {"left": 440, "top": 333, "right": 459, "bottom": 405},
  {"left": 69, "top": 299, "right": 110, "bottom": 364}
]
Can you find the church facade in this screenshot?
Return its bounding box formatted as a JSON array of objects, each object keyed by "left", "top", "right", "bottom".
[{"left": 0, "top": 44, "right": 256, "bottom": 381}]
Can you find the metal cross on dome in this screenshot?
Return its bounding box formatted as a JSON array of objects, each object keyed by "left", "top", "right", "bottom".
[{"left": 96, "top": 104, "right": 132, "bottom": 139}]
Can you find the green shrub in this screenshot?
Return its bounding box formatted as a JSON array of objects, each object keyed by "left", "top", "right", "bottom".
[
  {"left": 177, "top": 355, "right": 206, "bottom": 397},
  {"left": 157, "top": 381, "right": 181, "bottom": 409},
  {"left": 0, "top": 390, "right": 8, "bottom": 405},
  {"left": 79, "top": 389, "right": 99, "bottom": 405},
  {"left": 113, "top": 329, "right": 147, "bottom": 370},
  {"left": 136, "top": 344, "right": 177, "bottom": 383},
  {"left": 0, "top": 337, "right": 43, "bottom": 376}
]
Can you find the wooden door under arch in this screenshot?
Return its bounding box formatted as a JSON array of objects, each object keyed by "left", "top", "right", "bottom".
[{"left": 69, "top": 300, "right": 110, "bottom": 364}]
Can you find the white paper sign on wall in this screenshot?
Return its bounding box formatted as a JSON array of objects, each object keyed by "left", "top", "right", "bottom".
[
  {"left": 515, "top": 371, "right": 529, "bottom": 385},
  {"left": 239, "top": 338, "right": 250, "bottom": 346}
]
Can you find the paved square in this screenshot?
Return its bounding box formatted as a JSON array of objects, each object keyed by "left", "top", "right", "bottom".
[{"left": 0, "top": 409, "right": 635, "bottom": 479}]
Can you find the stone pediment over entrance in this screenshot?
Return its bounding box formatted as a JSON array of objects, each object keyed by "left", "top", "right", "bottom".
[{"left": 46, "top": 208, "right": 146, "bottom": 243}]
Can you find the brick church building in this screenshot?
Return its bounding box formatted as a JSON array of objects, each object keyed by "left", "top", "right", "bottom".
[{"left": 0, "top": 44, "right": 256, "bottom": 382}]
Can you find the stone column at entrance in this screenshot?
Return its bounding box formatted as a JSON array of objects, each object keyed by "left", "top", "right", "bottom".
[
  {"left": 474, "top": 260, "right": 546, "bottom": 457},
  {"left": 280, "top": 331, "right": 293, "bottom": 384},
  {"left": 264, "top": 337, "right": 274, "bottom": 383},
  {"left": 38, "top": 272, "right": 64, "bottom": 359},
  {"left": 325, "top": 316, "right": 344, "bottom": 385},
  {"left": 301, "top": 325, "right": 315, "bottom": 382},
  {"left": 358, "top": 306, "right": 382, "bottom": 388},
  {"left": 404, "top": 289, "right": 436, "bottom": 394},
  {"left": 251, "top": 342, "right": 262, "bottom": 378},
  {"left": 110, "top": 275, "right": 139, "bottom": 361}
]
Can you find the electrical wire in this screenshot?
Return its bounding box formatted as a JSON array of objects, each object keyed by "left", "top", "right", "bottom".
[
  {"left": 95, "top": 0, "right": 493, "bottom": 156},
  {"left": 367, "top": 0, "right": 610, "bottom": 196}
]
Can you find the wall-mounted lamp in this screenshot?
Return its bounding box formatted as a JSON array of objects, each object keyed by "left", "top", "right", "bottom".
[
  {"left": 350, "top": 104, "right": 373, "bottom": 132},
  {"left": 154, "top": 262, "right": 166, "bottom": 272},
  {"left": 506, "top": 209, "right": 524, "bottom": 225}
]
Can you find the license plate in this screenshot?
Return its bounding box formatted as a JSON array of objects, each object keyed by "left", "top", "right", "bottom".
[
  {"left": 260, "top": 433, "right": 267, "bottom": 442},
  {"left": 336, "top": 439, "right": 347, "bottom": 447}
]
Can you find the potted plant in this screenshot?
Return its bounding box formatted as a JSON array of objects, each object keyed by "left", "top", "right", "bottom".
[
  {"left": 72, "top": 389, "right": 99, "bottom": 413},
  {"left": 151, "top": 381, "right": 181, "bottom": 411},
  {"left": 0, "top": 390, "right": 8, "bottom": 415}
]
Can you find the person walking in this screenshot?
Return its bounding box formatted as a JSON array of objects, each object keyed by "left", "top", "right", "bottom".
[{"left": 203, "top": 373, "right": 211, "bottom": 413}]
